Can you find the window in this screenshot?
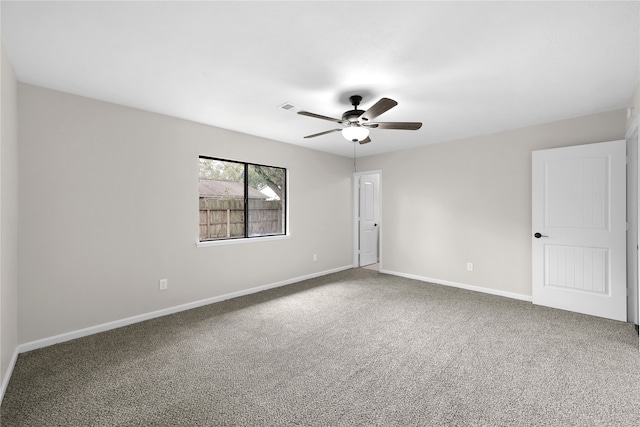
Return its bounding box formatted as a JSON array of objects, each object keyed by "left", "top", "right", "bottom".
[{"left": 199, "top": 156, "right": 286, "bottom": 242}]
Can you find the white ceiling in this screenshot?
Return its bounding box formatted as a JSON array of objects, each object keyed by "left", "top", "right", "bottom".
[{"left": 1, "top": 1, "right": 639, "bottom": 158}]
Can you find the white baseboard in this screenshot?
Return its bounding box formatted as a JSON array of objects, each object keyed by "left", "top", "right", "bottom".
[
  {"left": 380, "top": 268, "right": 532, "bottom": 302},
  {"left": 0, "top": 347, "right": 19, "bottom": 405},
  {"left": 18, "top": 265, "right": 353, "bottom": 354}
]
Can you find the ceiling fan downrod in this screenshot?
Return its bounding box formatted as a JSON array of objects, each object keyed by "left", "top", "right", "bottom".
[
  {"left": 349, "top": 95, "right": 362, "bottom": 109},
  {"left": 343, "top": 95, "right": 365, "bottom": 123}
]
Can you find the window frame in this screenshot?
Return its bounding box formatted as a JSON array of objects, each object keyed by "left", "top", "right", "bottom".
[{"left": 197, "top": 156, "right": 289, "bottom": 247}]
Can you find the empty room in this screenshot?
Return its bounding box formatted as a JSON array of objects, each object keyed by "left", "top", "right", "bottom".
[{"left": 1, "top": 1, "right": 639, "bottom": 426}]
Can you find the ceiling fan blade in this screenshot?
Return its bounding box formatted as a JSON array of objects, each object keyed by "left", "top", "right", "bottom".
[
  {"left": 298, "top": 111, "right": 343, "bottom": 124},
  {"left": 368, "top": 122, "right": 422, "bottom": 130},
  {"left": 360, "top": 98, "right": 398, "bottom": 122},
  {"left": 304, "top": 128, "right": 342, "bottom": 139},
  {"left": 359, "top": 136, "right": 372, "bottom": 145}
]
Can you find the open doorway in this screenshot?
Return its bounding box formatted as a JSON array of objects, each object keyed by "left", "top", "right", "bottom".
[{"left": 353, "top": 170, "right": 381, "bottom": 270}]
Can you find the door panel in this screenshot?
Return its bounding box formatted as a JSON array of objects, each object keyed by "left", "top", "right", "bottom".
[
  {"left": 532, "top": 140, "right": 626, "bottom": 321},
  {"left": 545, "top": 245, "right": 607, "bottom": 293},
  {"left": 546, "top": 157, "right": 607, "bottom": 229}
]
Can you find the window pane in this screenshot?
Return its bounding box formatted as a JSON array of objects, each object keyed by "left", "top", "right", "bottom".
[
  {"left": 199, "top": 158, "right": 245, "bottom": 241},
  {"left": 248, "top": 164, "right": 285, "bottom": 237}
]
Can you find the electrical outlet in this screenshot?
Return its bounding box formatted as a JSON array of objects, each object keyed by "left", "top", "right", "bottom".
[
  {"left": 466, "top": 263, "right": 474, "bottom": 272},
  {"left": 313, "top": 254, "right": 317, "bottom": 262},
  {"left": 159, "top": 279, "right": 168, "bottom": 290}
]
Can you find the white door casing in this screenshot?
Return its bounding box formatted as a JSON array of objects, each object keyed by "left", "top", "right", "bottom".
[
  {"left": 626, "top": 123, "right": 639, "bottom": 325},
  {"left": 359, "top": 173, "right": 379, "bottom": 266},
  {"left": 532, "top": 140, "right": 626, "bottom": 321},
  {"left": 632, "top": 115, "right": 640, "bottom": 353}
]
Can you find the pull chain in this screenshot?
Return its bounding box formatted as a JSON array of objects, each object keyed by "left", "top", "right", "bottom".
[{"left": 353, "top": 141, "right": 357, "bottom": 172}]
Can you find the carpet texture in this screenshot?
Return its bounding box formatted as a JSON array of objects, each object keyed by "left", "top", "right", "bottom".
[{"left": 2, "top": 268, "right": 639, "bottom": 426}]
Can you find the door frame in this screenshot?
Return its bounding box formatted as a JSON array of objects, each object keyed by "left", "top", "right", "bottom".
[
  {"left": 353, "top": 170, "right": 382, "bottom": 267},
  {"left": 627, "top": 114, "right": 639, "bottom": 327}
]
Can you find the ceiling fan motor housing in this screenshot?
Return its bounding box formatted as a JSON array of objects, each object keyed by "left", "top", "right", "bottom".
[{"left": 342, "top": 109, "right": 365, "bottom": 123}]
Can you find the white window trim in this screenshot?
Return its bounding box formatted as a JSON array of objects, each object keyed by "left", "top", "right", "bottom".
[
  {"left": 197, "top": 167, "right": 290, "bottom": 247},
  {"left": 196, "top": 234, "right": 291, "bottom": 248}
]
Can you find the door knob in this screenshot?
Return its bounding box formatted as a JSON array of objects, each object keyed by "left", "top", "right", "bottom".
[{"left": 534, "top": 232, "right": 548, "bottom": 238}]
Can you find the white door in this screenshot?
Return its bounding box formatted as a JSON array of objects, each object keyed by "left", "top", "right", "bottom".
[
  {"left": 359, "top": 174, "right": 379, "bottom": 266},
  {"left": 532, "top": 140, "right": 626, "bottom": 321}
]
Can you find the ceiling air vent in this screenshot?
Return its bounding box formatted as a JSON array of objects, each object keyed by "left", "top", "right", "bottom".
[{"left": 278, "top": 102, "right": 301, "bottom": 113}]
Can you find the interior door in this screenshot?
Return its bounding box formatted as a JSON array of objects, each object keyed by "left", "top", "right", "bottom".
[
  {"left": 532, "top": 140, "right": 626, "bottom": 321},
  {"left": 359, "top": 173, "right": 379, "bottom": 266}
]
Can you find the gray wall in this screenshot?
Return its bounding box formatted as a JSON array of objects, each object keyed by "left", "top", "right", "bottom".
[
  {"left": 356, "top": 110, "right": 627, "bottom": 298},
  {"left": 1, "top": 42, "right": 19, "bottom": 398},
  {"left": 17, "top": 84, "right": 354, "bottom": 344}
]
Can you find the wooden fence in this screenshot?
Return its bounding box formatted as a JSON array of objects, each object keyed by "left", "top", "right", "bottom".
[{"left": 199, "top": 197, "right": 283, "bottom": 240}]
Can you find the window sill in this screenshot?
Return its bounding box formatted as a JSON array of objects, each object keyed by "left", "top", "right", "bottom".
[{"left": 196, "top": 234, "right": 290, "bottom": 248}]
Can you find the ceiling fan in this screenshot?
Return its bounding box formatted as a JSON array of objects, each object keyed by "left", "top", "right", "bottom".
[{"left": 298, "top": 95, "right": 422, "bottom": 144}]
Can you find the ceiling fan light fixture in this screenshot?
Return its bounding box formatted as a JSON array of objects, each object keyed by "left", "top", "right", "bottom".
[{"left": 342, "top": 126, "right": 369, "bottom": 142}]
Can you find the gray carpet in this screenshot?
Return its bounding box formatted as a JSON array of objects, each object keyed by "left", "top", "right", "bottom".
[{"left": 2, "top": 268, "right": 639, "bottom": 426}]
